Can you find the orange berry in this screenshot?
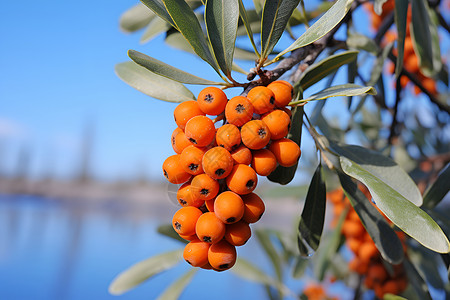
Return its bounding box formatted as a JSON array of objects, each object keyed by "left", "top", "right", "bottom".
[
  {"left": 346, "top": 237, "right": 362, "bottom": 254},
  {"left": 162, "top": 154, "right": 192, "bottom": 184},
  {"left": 177, "top": 182, "right": 204, "bottom": 208},
  {"left": 180, "top": 145, "right": 206, "bottom": 175},
  {"left": 205, "top": 198, "right": 215, "bottom": 212},
  {"left": 269, "top": 138, "right": 301, "bottom": 167},
  {"left": 246, "top": 86, "right": 275, "bottom": 114},
  {"left": 422, "top": 77, "right": 437, "bottom": 95},
  {"left": 251, "top": 149, "right": 277, "bottom": 176},
  {"left": 202, "top": 146, "right": 234, "bottom": 180},
  {"left": 358, "top": 241, "right": 379, "bottom": 263},
  {"left": 404, "top": 37, "right": 414, "bottom": 55},
  {"left": 405, "top": 54, "right": 419, "bottom": 74},
  {"left": 190, "top": 173, "right": 219, "bottom": 201},
  {"left": 196, "top": 212, "right": 226, "bottom": 244},
  {"left": 214, "top": 191, "right": 245, "bottom": 224},
  {"left": 172, "top": 206, "right": 203, "bottom": 236},
  {"left": 261, "top": 109, "right": 291, "bottom": 140},
  {"left": 382, "top": 279, "right": 400, "bottom": 296},
  {"left": 230, "top": 144, "right": 252, "bottom": 165},
  {"left": 216, "top": 124, "right": 241, "bottom": 151},
  {"left": 183, "top": 240, "right": 211, "bottom": 267},
  {"left": 241, "top": 120, "right": 271, "bottom": 150},
  {"left": 225, "top": 96, "right": 254, "bottom": 127},
  {"left": 342, "top": 220, "right": 365, "bottom": 238},
  {"left": 349, "top": 257, "right": 369, "bottom": 274},
  {"left": 197, "top": 86, "right": 228, "bottom": 115},
  {"left": 267, "top": 80, "right": 294, "bottom": 107},
  {"left": 174, "top": 101, "right": 205, "bottom": 130},
  {"left": 367, "top": 264, "right": 388, "bottom": 283},
  {"left": 171, "top": 128, "right": 192, "bottom": 154},
  {"left": 226, "top": 164, "right": 258, "bottom": 195},
  {"left": 184, "top": 115, "right": 216, "bottom": 147},
  {"left": 208, "top": 240, "right": 237, "bottom": 270},
  {"left": 241, "top": 193, "right": 265, "bottom": 223},
  {"left": 225, "top": 220, "right": 251, "bottom": 246},
  {"left": 179, "top": 233, "right": 199, "bottom": 241}
]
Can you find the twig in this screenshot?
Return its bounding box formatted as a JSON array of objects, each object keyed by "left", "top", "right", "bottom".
[{"left": 388, "top": 75, "right": 402, "bottom": 144}]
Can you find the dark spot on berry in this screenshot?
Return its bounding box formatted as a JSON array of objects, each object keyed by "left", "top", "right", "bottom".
[
  {"left": 174, "top": 221, "right": 181, "bottom": 230},
  {"left": 235, "top": 104, "right": 245, "bottom": 113},
  {"left": 189, "top": 163, "right": 198, "bottom": 171},
  {"left": 185, "top": 260, "right": 192, "bottom": 265},
  {"left": 179, "top": 198, "right": 187, "bottom": 205},
  {"left": 246, "top": 180, "right": 255, "bottom": 188},
  {"left": 163, "top": 169, "right": 169, "bottom": 179},
  {"left": 201, "top": 188, "right": 209, "bottom": 195},
  {"left": 219, "top": 264, "right": 229, "bottom": 269},
  {"left": 172, "top": 136, "right": 176, "bottom": 145},
  {"left": 215, "top": 168, "right": 225, "bottom": 176},
  {"left": 203, "top": 236, "right": 212, "bottom": 243},
  {"left": 204, "top": 93, "right": 214, "bottom": 103},
  {"left": 291, "top": 89, "right": 294, "bottom": 97},
  {"left": 189, "top": 138, "right": 197, "bottom": 144},
  {"left": 257, "top": 213, "right": 264, "bottom": 221},
  {"left": 269, "top": 96, "right": 275, "bottom": 105},
  {"left": 226, "top": 217, "right": 236, "bottom": 223},
  {"left": 257, "top": 128, "right": 267, "bottom": 138}
]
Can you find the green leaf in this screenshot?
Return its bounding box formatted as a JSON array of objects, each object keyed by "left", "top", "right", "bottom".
[
  {"left": 383, "top": 295, "right": 408, "bottom": 300},
  {"left": 108, "top": 249, "right": 183, "bottom": 295},
  {"left": 394, "top": 0, "right": 408, "bottom": 77},
  {"left": 234, "top": 47, "right": 259, "bottom": 60},
  {"left": 205, "top": 0, "right": 239, "bottom": 77},
  {"left": 157, "top": 224, "right": 188, "bottom": 244},
  {"left": 292, "top": 258, "right": 308, "bottom": 278},
  {"left": 120, "top": 3, "right": 155, "bottom": 33},
  {"left": 128, "top": 50, "right": 225, "bottom": 85},
  {"left": 338, "top": 172, "right": 404, "bottom": 264},
  {"left": 267, "top": 104, "right": 303, "bottom": 185},
  {"left": 115, "top": 62, "right": 195, "bottom": 102},
  {"left": 340, "top": 156, "right": 450, "bottom": 253},
  {"left": 272, "top": 0, "right": 353, "bottom": 62},
  {"left": 140, "top": 17, "right": 171, "bottom": 44},
  {"left": 423, "top": 163, "right": 450, "bottom": 209},
  {"left": 298, "top": 164, "right": 326, "bottom": 256},
  {"left": 298, "top": 50, "right": 359, "bottom": 90},
  {"left": 410, "top": 0, "right": 435, "bottom": 76},
  {"left": 165, "top": 30, "right": 196, "bottom": 54},
  {"left": 347, "top": 33, "right": 379, "bottom": 55},
  {"left": 238, "top": 0, "right": 260, "bottom": 57},
  {"left": 428, "top": 8, "right": 443, "bottom": 76},
  {"left": 293, "top": 84, "right": 376, "bottom": 104},
  {"left": 255, "top": 229, "right": 283, "bottom": 281},
  {"left": 141, "top": 0, "right": 176, "bottom": 27},
  {"left": 162, "top": 0, "right": 221, "bottom": 74},
  {"left": 156, "top": 269, "right": 197, "bottom": 300},
  {"left": 260, "top": 0, "right": 301, "bottom": 59}
]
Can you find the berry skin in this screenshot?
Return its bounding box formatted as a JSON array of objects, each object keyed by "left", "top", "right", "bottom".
[
  {"left": 195, "top": 212, "right": 226, "bottom": 244},
  {"left": 216, "top": 124, "right": 241, "bottom": 151},
  {"left": 162, "top": 155, "right": 192, "bottom": 184},
  {"left": 183, "top": 240, "right": 211, "bottom": 267},
  {"left": 174, "top": 101, "right": 205, "bottom": 130},
  {"left": 171, "top": 129, "right": 192, "bottom": 154},
  {"left": 241, "top": 120, "right": 271, "bottom": 150},
  {"left": 177, "top": 182, "right": 204, "bottom": 208},
  {"left": 342, "top": 220, "right": 365, "bottom": 239},
  {"left": 267, "top": 80, "right": 294, "bottom": 107},
  {"left": 214, "top": 191, "right": 245, "bottom": 224},
  {"left": 179, "top": 233, "right": 199, "bottom": 241},
  {"left": 251, "top": 149, "right": 277, "bottom": 176},
  {"left": 269, "top": 138, "right": 301, "bottom": 167},
  {"left": 230, "top": 144, "right": 252, "bottom": 165},
  {"left": 241, "top": 193, "right": 265, "bottom": 223},
  {"left": 197, "top": 87, "right": 228, "bottom": 115},
  {"left": 261, "top": 109, "right": 291, "bottom": 140},
  {"left": 190, "top": 173, "right": 220, "bottom": 201},
  {"left": 208, "top": 240, "right": 237, "bottom": 271},
  {"left": 226, "top": 164, "right": 258, "bottom": 195},
  {"left": 225, "top": 96, "right": 254, "bottom": 127},
  {"left": 202, "top": 147, "right": 234, "bottom": 180},
  {"left": 180, "top": 145, "right": 206, "bottom": 175},
  {"left": 367, "top": 264, "right": 388, "bottom": 284},
  {"left": 184, "top": 115, "right": 216, "bottom": 147},
  {"left": 246, "top": 86, "right": 275, "bottom": 114},
  {"left": 205, "top": 198, "right": 215, "bottom": 212},
  {"left": 358, "top": 242, "right": 379, "bottom": 263},
  {"left": 225, "top": 220, "right": 251, "bottom": 246},
  {"left": 172, "top": 206, "right": 203, "bottom": 236}
]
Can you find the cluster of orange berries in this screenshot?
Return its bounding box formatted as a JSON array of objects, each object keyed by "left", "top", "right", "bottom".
[
  {"left": 328, "top": 188, "right": 408, "bottom": 298},
  {"left": 366, "top": 0, "right": 437, "bottom": 95},
  {"left": 162, "top": 81, "right": 301, "bottom": 271},
  {"left": 302, "top": 283, "right": 338, "bottom": 300}
]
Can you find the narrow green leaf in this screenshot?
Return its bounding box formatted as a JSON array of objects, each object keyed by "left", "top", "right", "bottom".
[
  {"left": 157, "top": 224, "right": 188, "bottom": 244},
  {"left": 120, "top": 3, "right": 155, "bottom": 33},
  {"left": 205, "top": 0, "right": 239, "bottom": 76},
  {"left": 238, "top": 0, "right": 260, "bottom": 57},
  {"left": 255, "top": 230, "right": 283, "bottom": 281},
  {"left": 267, "top": 104, "right": 303, "bottom": 185},
  {"left": 165, "top": 30, "right": 196, "bottom": 54},
  {"left": 272, "top": 0, "right": 353, "bottom": 62},
  {"left": 428, "top": 8, "right": 443, "bottom": 76},
  {"left": 340, "top": 156, "right": 450, "bottom": 253},
  {"left": 140, "top": 17, "right": 171, "bottom": 44},
  {"left": 234, "top": 47, "right": 259, "bottom": 60},
  {"left": 156, "top": 269, "right": 197, "bottom": 300},
  {"left": 292, "top": 258, "right": 308, "bottom": 278},
  {"left": 410, "top": 0, "right": 435, "bottom": 76},
  {"left": 141, "top": 0, "right": 176, "bottom": 27},
  {"left": 232, "top": 62, "right": 248, "bottom": 75},
  {"left": 293, "top": 84, "right": 376, "bottom": 104},
  {"left": 298, "top": 164, "right": 326, "bottom": 256},
  {"left": 394, "top": 0, "right": 408, "bottom": 77},
  {"left": 423, "top": 163, "right": 450, "bottom": 209},
  {"left": 260, "top": 0, "right": 301, "bottom": 59},
  {"left": 162, "top": 0, "right": 221, "bottom": 74},
  {"left": 108, "top": 249, "right": 183, "bottom": 295},
  {"left": 298, "top": 50, "right": 359, "bottom": 90},
  {"left": 347, "top": 33, "right": 379, "bottom": 55},
  {"left": 128, "top": 50, "right": 224, "bottom": 85},
  {"left": 403, "top": 258, "right": 433, "bottom": 300},
  {"left": 115, "top": 62, "right": 195, "bottom": 102},
  {"left": 338, "top": 172, "right": 404, "bottom": 264}
]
